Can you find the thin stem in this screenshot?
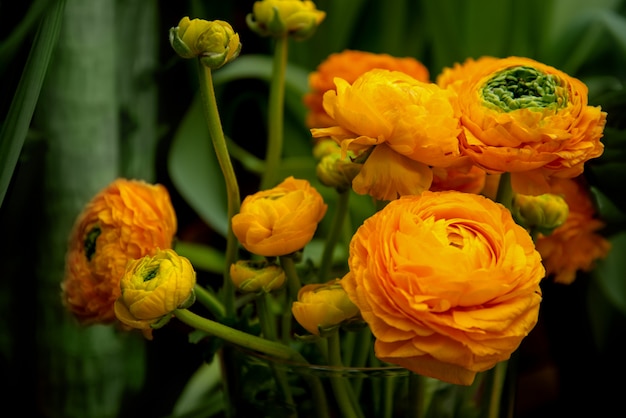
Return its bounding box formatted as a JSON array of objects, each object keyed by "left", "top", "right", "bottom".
[
  {"left": 193, "top": 284, "right": 226, "bottom": 319},
  {"left": 408, "top": 373, "right": 427, "bottom": 418},
  {"left": 196, "top": 61, "right": 240, "bottom": 319},
  {"left": 350, "top": 328, "right": 372, "bottom": 396},
  {"left": 488, "top": 361, "right": 508, "bottom": 418},
  {"left": 260, "top": 35, "right": 288, "bottom": 190},
  {"left": 280, "top": 255, "right": 302, "bottom": 303},
  {"left": 327, "top": 332, "right": 364, "bottom": 418},
  {"left": 495, "top": 172, "right": 514, "bottom": 210},
  {"left": 174, "top": 308, "right": 301, "bottom": 362},
  {"left": 318, "top": 189, "right": 350, "bottom": 281}
]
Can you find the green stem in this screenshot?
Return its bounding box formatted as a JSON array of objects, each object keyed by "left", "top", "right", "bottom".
[
  {"left": 487, "top": 361, "right": 508, "bottom": 418},
  {"left": 495, "top": 172, "right": 514, "bottom": 210},
  {"left": 280, "top": 255, "right": 302, "bottom": 303},
  {"left": 318, "top": 189, "right": 350, "bottom": 281},
  {"left": 193, "top": 284, "right": 226, "bottom": 319},
  {"left": 175, "top": 308, "right": 300, "bottom": 362},
  {"left": 196, "top": 61, "right": 240, "bottom": 319},
  {"left": 257, "top": 294, "right": 295, "bottom": 411},
  {"left": 327, "top": 333, "right": 364, "bottom": 418},
  {"left": 350, "top": 328, "right": 372, "bottom": 396},
  {"left": 408, "top": 373, "right": 427, "bottom": 418},
  {"left": 260, "top": 35, "right": 288, "bottom": 190}
]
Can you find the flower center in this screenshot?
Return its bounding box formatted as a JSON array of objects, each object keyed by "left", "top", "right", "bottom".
[
  {"left": 83, "top": 226, "right": 101, "bottom": 261},
  {"left": 143, "top": 266, "right": 160, "bottom": 282},
  {"left": 481, "top": 66, "right": 567, "bottom": 112}
]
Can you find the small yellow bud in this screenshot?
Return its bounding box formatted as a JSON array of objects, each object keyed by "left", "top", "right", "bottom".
[
  {"left": 291, "top": 279, "right": 360, "bottom": 336},
  {"left": 316, "top": 153, "right": 361, "bottom": 192},
  {"left": 169, "top": 17, "right": 241, "bottom": 69},
  {"left": 114, "top": 249, "right": 196, "bottom": 339},
  {"left": 246, "top": 0, "right": 326, "bottom": 40},
  {"left": 312, "top": 139, "right": 340, "bottom": 160},
  {"left": 230, "top": 260, "right": 286, "bottom": 293},
  {"left": 513, "top": 193, "right": 570, "bottom": 235}
]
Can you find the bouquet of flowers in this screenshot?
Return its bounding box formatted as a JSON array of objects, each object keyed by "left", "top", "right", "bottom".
[{"left": 19, "top": 0, "right": 619, "bottom": 417}]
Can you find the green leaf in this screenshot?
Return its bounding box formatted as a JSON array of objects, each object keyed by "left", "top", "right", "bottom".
[
  {"left": 592, "top": 231, "right": 626, "bottom": 315},
  {"left": 0, "top": 0, "right": 65, "bottom": 207},
  {"left": 175, "top": 241, "right": 225, "bottom": 274},
  {"left": 168, "top": 94, "right": 229, "bottom": 236}
]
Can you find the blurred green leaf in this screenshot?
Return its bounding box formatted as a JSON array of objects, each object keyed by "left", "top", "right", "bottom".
[
  {"left": 175, "top": 241, "right": 225, "bottom": 274},
  {"left": 0, "top": 0, "right": 65, "bottom": 207},
  {"left": 592, "top": 231, "right": 626, "bottom": 315}
]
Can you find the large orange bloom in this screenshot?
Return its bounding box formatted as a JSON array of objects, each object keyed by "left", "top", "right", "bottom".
[
  {"left": 440, "top": 56, "right": 606, "bottom": 195},
  {"left": 62, "top": 179, "right": 177, "bottom": 324},
  {"left": 535, "top": 177, "right": 611, "bottom": 284},
  {"left": 311, "top": 69, "right": 467, "bottom": 201},
  {"left": 305, "top": 50, "right": 430, "bottom": 128},
  {"left": 232, "top": 176, "right": 327, "bottom": 257},
  {"left": 342, "top": 191, "right": 544, "bottom": 385}
]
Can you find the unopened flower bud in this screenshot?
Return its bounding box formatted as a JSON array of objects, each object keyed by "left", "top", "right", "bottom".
[
  {"left": 114, "top": 249, "right": 196, "bottom": 339},
  {"left": 230, "top": 260, "right": 286, "bottom": 293},
  {"left": 246, "top": 0, "right": 326, "bottom": 40},
  {"left": 312, "top": 139, "right": 340, "bottom": 160},
  {"left": 170, "top": 17, "right": 241, "bottom": 69},
  {"left": 316, "top": 153, "right": 361, "bottom": 192},
  {"left": 291, "top": 278, "right": 360, "bottom": 336},
  {"left": 513, "top": 192, "right": 570, "bottom": 235}
]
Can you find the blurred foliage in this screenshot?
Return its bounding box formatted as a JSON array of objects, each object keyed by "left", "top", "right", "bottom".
[{"left": 1, "top": 0, "right": 625, "bottom": 417}]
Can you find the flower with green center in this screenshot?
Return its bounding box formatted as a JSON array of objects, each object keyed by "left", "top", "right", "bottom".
[
  {"left": 114, "top": 249, "right": 196, "bottom": 339},
  {"left": 246, "top": 0, "right": 326, "bottom": 40},
  {"left": 230, "top": 260, "right": 286, "bottom": 293},
  {"left": 439, "top": 56, "right": 606, "bottom": 195},
  {"left": 169, "top": 16, "right": 241, "bottom": 69}
]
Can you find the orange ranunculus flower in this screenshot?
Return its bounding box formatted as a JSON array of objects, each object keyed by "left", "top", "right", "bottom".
[
  {"left": 231, "top": 176, "right": 327, "bottom": 257},
  {"left": 311, "top": 69, "right": 467, "bottom": 201},
  {"left": 114, "top": 249, "right": 196, "bottom": 339},
  {"left": 535, "top": 177, "right": 611, "bottom": 284},
  {"left": 439, "top": 56, "right": 606, "bottom": 195},
  {"left": 292, "top": 279, "right": 360, "bottom": 336},
  {"left": 342, "top": 191, "right": 544, "bottom": 385},
  {"left": 304, "top": 50, "right": 430, "bottom": 128},
  {"left": 62, "top": 179, "right": 177, "bottom": 324}
]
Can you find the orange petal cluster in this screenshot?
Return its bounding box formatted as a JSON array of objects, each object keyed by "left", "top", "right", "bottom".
[
  {"left": 62, "top": 179, "right": 177, "bottom": 324},
  {"left": 342, "top": 191, "right": 544, "bottom": 385}
]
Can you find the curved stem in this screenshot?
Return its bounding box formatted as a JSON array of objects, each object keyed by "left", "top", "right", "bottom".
[
  {"left": 327, "top": 332, "right": 364, "bottom": 418},
  {"left": 193, "top": 284, "right": 226, "bottom": 319},
  {"left": 175, "top": 308, "right": 300, "bottom": 362},
  {"left": 318, "top": 189, "right": 350, "bottom": 281},
  {"left": 260, "top": 35, "right": 288, "bottom": 190},
  {"left": 196, "top": 61, "right": 240, "bottom": 319}
]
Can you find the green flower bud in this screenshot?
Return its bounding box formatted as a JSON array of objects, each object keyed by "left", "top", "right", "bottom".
[
  {"left": 312, "top": 139, "right": 340, "bottom": 160},
  {"left": 316, "top": 152, "right": 361, "bottom": 192},
  {"left": 169, "top": 17, "right": 241, "bottom": 69},
  {"left": 230, "top": 260, "right": 286, "bottom": 293},
  {"left": 246, "top": 0, "right": 326, "bottom": 40},
  {"left": 513, "top": 192, "right": 570, "bottom": 235}
]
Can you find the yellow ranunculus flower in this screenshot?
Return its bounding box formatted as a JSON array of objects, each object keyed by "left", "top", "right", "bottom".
[
  {"left": 114, "top": 249, "right": 196, "bottom": 339},
  {"left": 169, "top": 17, "right": 241, "bottom": 69},
  {"left": 292, "top": 279, "right": 360, "bottom": 336},
  {"left": 230, "top": 260, "right": 286, "bottom": 293},
  {"left": 304, "top": 49, "right": 430, "bottom": 128},
  {"left": 62, "top": 179, "right": 177, "bottom": 325},
  {"left": 247, "top": 0, "right": 326, "bottom": 40},
  {"left": 232, "top": 176, "right": 327, "bottom": 257},
  {"left": 311, "top": 69, "right": 468, "bottom": 201},
  {"left": 342, "top": 191, "right": 544, "bottom": 385},
  {"left": 439, "top": 56, "right": 606, "bottom": 195}
]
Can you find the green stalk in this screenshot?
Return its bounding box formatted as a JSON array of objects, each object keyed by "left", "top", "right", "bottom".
[
  {"left": 488, "top": 361, "right": 508, "bottom": 418},
  {"left": 408, "top": 374, "right": 427, "bottom": 418},
  {"left": 327, "top": 332, "right": 364, "bottom": 418},
  {"left": 260, "top": 35, "right": 288, "bottom": 190},
  {"left": 193, "top": 284, "right": 226, "bottom": 320},
  {"left": 495, "top": 172, "right": 514, "bottom": 210},
  {"left": 280, "top": 255, "right": 302, "bottom": 303},
  {"left": 318, "top": 189, "right": 350, "bottom": 281},
  {"left": 196, "top": 61, "right": 240, "bottom": 319}
]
